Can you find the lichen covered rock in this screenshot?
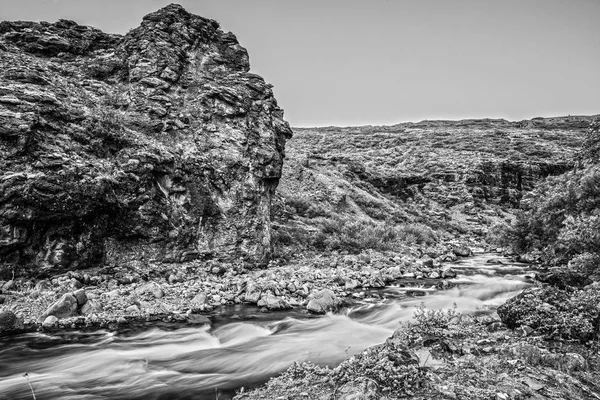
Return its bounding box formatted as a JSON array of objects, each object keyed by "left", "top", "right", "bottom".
[{"left": 0, "top": 4, "right": 291, "bottom": 277}]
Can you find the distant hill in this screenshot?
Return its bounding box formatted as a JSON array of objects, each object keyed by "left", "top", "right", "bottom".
[{"left": 272, "top": 115, "right": 596, "bottom": 257}]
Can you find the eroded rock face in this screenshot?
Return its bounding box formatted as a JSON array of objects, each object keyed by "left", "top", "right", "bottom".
[{"left": 0, "top": 4, "right": 292, "bottom": 277}]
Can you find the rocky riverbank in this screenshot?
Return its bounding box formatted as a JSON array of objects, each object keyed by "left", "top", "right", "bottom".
[
  {"left": 0, "top": 241, "right": 478, "bottom": 336},
  {"left": 234, "top": 312, "right": 600, "bottom": 400}
]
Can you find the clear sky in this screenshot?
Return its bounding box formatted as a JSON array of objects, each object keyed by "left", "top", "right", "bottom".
[{"left": 2, "top": 0, "right": 599, "bottom": 127}]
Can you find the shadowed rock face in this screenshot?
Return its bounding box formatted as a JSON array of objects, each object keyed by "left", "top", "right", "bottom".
[{"left": 0, "top": 4, "right": 292, "bottom": 277}]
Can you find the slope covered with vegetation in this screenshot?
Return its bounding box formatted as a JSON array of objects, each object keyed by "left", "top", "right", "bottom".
[{"left": 272, "top": 116, "right": 592, "bottom": 259}]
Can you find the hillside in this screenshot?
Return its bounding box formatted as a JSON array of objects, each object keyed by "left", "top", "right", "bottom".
[{"left": 273, "top": 116, "right": 593, "bottom": 258}]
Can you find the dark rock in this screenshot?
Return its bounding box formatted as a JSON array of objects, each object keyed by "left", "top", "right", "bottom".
[
  {"left": 406, "top": 290, "right": 426, "bottom": 297},
  {"left": 420, "top": 258, "right": 434, "bottom": 268},
  {"left": 517, "top": 253, "right": 539, "bottom": 263},
  {"left": 441, "top": 267, "right": 457, "bottom": 278},
  {"left": 306, "top": 288, "right": 341, "bottom": 314},
  {"left": 0, "top": 4, "right": 291, "bottom": 278},
  {"left": 0, "top": 310, "right": 24, "bottom": 333},
  {"left": 452, "top": 246, "right": 473, "bottom": 257},
  {"left": 73, "top": 288, "right": 87, "bottom": 307}
]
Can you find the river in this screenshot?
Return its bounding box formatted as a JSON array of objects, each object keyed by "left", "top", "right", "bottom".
[{"left": 0, "top": 253, "right": 532, "bottom": 400}]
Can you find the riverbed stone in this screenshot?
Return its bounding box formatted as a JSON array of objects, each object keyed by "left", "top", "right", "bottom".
[
  {"left": 191, "top": 292, "right": 208, "bottom": 307},
  {"left": 80, "top": 298, "right": 103, "bottom": 315},
  {"left": 441, "top": 267, "right": 457, "bottom": 278},
  {"left": 126, "top": 305, "right": 140, "bottom": 313},
  {"left": 345, "top": 279, "right": 360, "bottom": 290},
  {"left": 135, "top": 282, "right": 164, "bottom": 299},
  {"left": 0, "top": 310, "right": 24, "bottom": 333},
  {"left": 39, "top": 293, "right": 78, "bottom": 322},
  {"left": 42, "top": 315, "right": 59, "bottom": 328},
  {"left": 73, "top": 288, "right": 87, "bottom": 307},
  {"left": 257, "top": 294, "right": 292, "bottom": 310},
  {"left": 453, "top": 246, "right": 473, "bottom": 257},
  {"left": 245, "top": 281, "right": 262, "bottom": 303},
  {"left": 306, "top": 289, "right": 341, "bottom": 314}
]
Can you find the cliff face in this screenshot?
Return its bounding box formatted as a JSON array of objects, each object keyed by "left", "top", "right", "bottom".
[{"left": 0, "top": 4, "right": 292, "bottom": 277}]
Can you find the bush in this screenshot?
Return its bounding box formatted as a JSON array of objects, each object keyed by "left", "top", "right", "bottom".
[
  {"left": 311, "top": 216, "right": 438, "bottom": 253},
  {"left": 498, "top": 285, "right": 600, "bottom": 341},
  {"left": 502, "top": 165, "right": 600, "bottom": 271}
]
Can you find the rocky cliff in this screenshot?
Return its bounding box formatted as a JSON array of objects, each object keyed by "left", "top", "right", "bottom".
[{"left": 0, "top": 4, "right": 292, "bottom": 277}]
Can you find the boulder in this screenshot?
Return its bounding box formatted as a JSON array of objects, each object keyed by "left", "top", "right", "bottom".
[
  {"left": 42, "top": 315, "right": 59, "bottom": 328},
  {"left": 0, "top": 310, "right": 24, "bottom": 333},
  {"left": 80, "top": 299, "right": 103, "bottom": 315},
  {"left": 257, "top": 294, "right": 292, "bottom": 310},
  {"left": 344, "top": 279, "right": 360, "bottom": 290},
  {"left": 191, "top": 292, "right": 208, "bottom": 307},
  {"left": 39, "top": 293, "right": 78, "bottom": 322},
  {"left": 441, "top": 266, "right": 457, "bottom": 278},
  {"left": 420, "top": 258, "right": 435, "bottom": 268},
  {"left": 306, "top": 289, "right": 341, "bottom": 314},
  {"left": 125, "top": 305, "right": 140, "bottom": 313},
  {"left": 135, "top": 283, "right": 164, "bottom": 299},
  {"left": 245, "top": 281, "right": 262, "bottom": 303},
  {"left": 452, "top": 246, "right": 473, "bottom": 257},
  {"left": 73, "top": 288, "right": 87, "bottom": 307},
  {"left": 33, "top": 280, "right": 52, "bottom": 293}
]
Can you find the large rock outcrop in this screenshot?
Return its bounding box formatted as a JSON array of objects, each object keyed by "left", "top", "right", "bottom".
[{"left": 0, "top": 4, "right": 292, "bottom": 277}]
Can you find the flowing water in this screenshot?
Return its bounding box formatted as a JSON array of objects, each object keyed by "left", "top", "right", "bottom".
[{"left": 0, "top": 253, "right": 532, "bottom": 400}]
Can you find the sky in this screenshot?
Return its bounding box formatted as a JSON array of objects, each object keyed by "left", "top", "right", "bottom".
[{"left": 1, "top": 0, "right": 599, "bottom": 127}]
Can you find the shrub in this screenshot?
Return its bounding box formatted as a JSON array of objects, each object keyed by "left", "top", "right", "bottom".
[
  {"left": 497, "top": 285, "right": 600, "bottom": 341},
  {"left": 502, "top": 165, "right": 600, "bottom": 270},
  {"left": 310, "top": 216, "right": 438, "bottom": 253}
]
